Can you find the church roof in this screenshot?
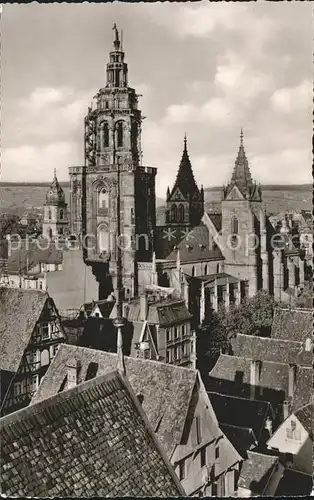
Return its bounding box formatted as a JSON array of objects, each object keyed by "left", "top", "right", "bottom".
[
  {"left": 169, "top": 136, "right": 201, "bottom": 200},
  {"left": 1, "top": 370, "right": 184, "bottom": 497},
  {"left": 165, "top": 224, "right": 224, "bottom": 263},
  {"left": 45, "top": 170, "right": 65, "bottom": 205}
]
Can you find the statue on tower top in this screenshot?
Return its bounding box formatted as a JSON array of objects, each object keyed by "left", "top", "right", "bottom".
[{"left": 112, "top": 23, "right": 120, "bottom": 50}]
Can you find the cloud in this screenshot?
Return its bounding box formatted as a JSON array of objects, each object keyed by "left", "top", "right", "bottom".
[
  {"left": 270, "top": 80, "right": 312, "bottom": 113},
  {"left": 2, "top": 142, "right": 80, "bottom": 183},
  {"left": 164, "top": 98, "right": 233, "bottom": 125}
]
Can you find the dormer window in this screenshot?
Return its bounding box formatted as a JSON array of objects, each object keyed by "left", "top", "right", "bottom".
[{"left": 286, "top": 420, "right": 301, "bottom": 441}]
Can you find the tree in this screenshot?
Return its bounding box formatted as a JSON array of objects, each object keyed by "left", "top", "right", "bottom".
[
  {"left": 295, "top": 281, "right": 313, "bottom": 309},
  {"left": 196, "top": 290, "right": 278, "bottom": 373}
]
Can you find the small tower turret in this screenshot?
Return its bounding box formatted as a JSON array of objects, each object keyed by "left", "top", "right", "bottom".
[{"left": 42, "top": 169, "right": 68, "bottom": 239}]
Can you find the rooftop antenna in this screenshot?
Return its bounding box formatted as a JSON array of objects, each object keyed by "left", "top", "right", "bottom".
[{"left": 121, "top": 29, "right": 123, "bottom": 51}]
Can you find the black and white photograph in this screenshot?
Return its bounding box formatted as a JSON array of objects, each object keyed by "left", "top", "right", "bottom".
[{"left": 0, "top": 1, "right": 312, "bottom": 497}]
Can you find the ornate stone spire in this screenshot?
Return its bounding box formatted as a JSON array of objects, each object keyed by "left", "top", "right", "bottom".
[
  {"left": 223, "top": 128, "right": 263, "bottom": 201},
  {"left": 171, "top": 135, "right": 200, "bottom": 199},
  {"left": 230, "top": 129, "right": 253, "bottom": 194}
]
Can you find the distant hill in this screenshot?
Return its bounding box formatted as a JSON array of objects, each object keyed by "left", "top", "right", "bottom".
[{"left": 0, "top": 182, "right": 312, "bottom": 219}]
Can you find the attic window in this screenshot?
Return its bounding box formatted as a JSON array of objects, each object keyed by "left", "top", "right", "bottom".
[{"left": 85, "top": 362, "right": 99, "bottom": 381}]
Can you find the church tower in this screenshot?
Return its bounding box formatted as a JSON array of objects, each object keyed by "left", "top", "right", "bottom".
[
  {"left": 43, "top": 170, "right": 68, "bottom": 239},
  {"left": 221, "top": 130, "right": 262, "bottom": 296},
  {"left": 69, "top": 25, "right": 156, "bottom": 299},
  {"left": 165, "top": 135, "right": 204, "bottom": 227}
]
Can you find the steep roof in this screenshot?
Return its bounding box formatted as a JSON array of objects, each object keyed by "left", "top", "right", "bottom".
[
  {"left": 208, "top": 392, "right": 273, "bottom": 442},
  {"left": 295, "top": 402, "right": 313, "bottom": 437},
  {"left": 165, "top": 224, "right": 224, "bottom": 263},
  {"left": 6, "top": 238, "right": 62, "bottom": 275},
  {"left": 238, "top": 451, "right": 279, "bottom": 494},
  {"left": 208, "top": 354, "right": 312, "bottom": 412},
  {"left": 271, "top": 308, "right": 312, "bottom": 342},
  {"left": 169, "top": 136, "right": 200, "bottom": 200},
  {"left": 220, "top": 424, "right": 257, "bottom": 457},
  {"left": 1, "top": 370, "right": 184, "bottom": 497},
  {"left": 231, "top": 333, "right": 312, "bottom": 367},
  {"left": 0, "top": 287, "right": 48, "bottom": 373},
  {"left": 32, "top": 344, "right": 197, "bottom": 455},
  {"left": 207, "top": 212, "right": 222, "bottom": 232},
  {"left": 125, "top": 296, "right": 192, "bottom": 326}
]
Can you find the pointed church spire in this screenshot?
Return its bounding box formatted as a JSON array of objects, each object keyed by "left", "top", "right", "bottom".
[
  {"left": 229, "top": 128, "right": 253, "bottom": 197},
  {"left": 112, "top": 22, "right": 121, "bottom": 51},
  {"left": 170, "top": 135, "right": 199, "bottom": 199}
]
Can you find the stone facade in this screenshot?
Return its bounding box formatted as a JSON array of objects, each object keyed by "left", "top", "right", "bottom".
[{"left": 69, "top": 27, "right": 156, "bottom": 299}]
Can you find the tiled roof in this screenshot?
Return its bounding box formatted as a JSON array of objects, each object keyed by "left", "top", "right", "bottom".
[
  {"left": 295, "top": 402, "right": 313, "bottom": 437},
  {"left": 32, "top": 344, "right": 197, "bottom": 455},
  {"left": 125, "top": 296, "right": 192, "bottom": 327},
  {"left": 6, "top": 238, "right": 62, "bottom": 275},
  {"left": 208, "top": 355, "right": 312, "bottom": 412},
  {"left": 79, "top": 317, "right": 117, "bottom": 352},
  {"left": 207, "top": 213, "right": 222, "bottom": 232},
  {"left": 0, "top": 287, "right": 48, "bottom": 373},
  {"left": 220, "top": 424, "right": 257, "bottom": 457},
  {"left": 166, "top": 224, "right": 223, "bottom": 263},
  {"left": 238, "top": 451, "right": 279, "bottom": 494},
  {"left": 208, "top": 392, "right": 273, "bottom": 442},
  {"left": 231, "top": 333, "right": 312, "bottom": 367},
  {"left": 271, "top": 308, "right": 312, "bottom": 342},
  {"left": 1, "top": 370, "right": 184, "bottom": 497}
]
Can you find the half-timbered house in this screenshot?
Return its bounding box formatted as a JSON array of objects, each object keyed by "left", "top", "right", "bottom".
[{"left": 0, "top": 287, "right": 65, "bottom": 416}]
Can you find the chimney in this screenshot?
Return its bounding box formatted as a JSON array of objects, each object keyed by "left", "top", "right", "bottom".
[
  {"left": 288, "top": 364, "right": 297, "bottom": 398},
  {"left": 67, "top": 358, "right": 80, "bottom": 389},
  {"left": 250, "top": 360, "right": 261, "bottom": 400},
  {"left": 140, "top": 292, "right": 148, "bottom": 322},
  {"left": 283, "top": 400, "right": 290, "bottom": 420}
]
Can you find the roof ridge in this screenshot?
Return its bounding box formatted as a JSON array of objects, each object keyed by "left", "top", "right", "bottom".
[
  {"left": 236, "top": 333, "right": 304, "bottom": 345},
  {"left": 207, "top": 391, "right": 271, "bottom": 406},
  {"left": 59, "top": 343, "right": 198, "bottom": 375},
  {"left": 1, "top": 369, "right": 122, "bottom": 429}
]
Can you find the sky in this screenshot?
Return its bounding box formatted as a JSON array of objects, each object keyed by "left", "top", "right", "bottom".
[{"left": 1, "top": 2, "right": 312, "bottom": 197}]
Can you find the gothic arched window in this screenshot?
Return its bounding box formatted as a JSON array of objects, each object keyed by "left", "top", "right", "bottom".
[
  {"left": 204, "top": 264, "right": 208, "bottom": 275},
  {"left": 48, "top": 228, "right": 53, "bottom": 239},
  {"left": 231, "top": 216, "right": 239, "bottom": 235},
  {"left": 98, "top": 188, "right": 109, "bottom": 213},
  {"left": 48, "top": 208, "right": 52, "bottom": 221},
  {"left": 103, "top": 122, "right": 109, "bottom": 148},
  {"left": 116, "top": 121, "right": 124, "bottom": 148},
  {"left": 171, "top": 204, "right": 177, "bottom": 222},
  {"left": 59, "top": 209, "right": 64, "bottom": 220},
  {"left": 178, "top": 204, "right": 185, "bottom": 222},
  {"left": 97, "top": 224, "right": 110, "bottom": 253},
  {"left": 191, "top": 266, "right": 195, "bottom": 277}
]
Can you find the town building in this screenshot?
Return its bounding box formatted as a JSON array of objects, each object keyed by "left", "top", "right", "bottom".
[
  {"left": 123, "top": 289, "right": 195, "bottom": 367},
  {"left": 267, "top": 401, "right": 313, "bottom": 476},
  {"left": 237, "top": 451, "right": 284, "bottom": 497},
  {"left": 0, "top": 287, "right": 65, "bottom": 416},
  {"left": 0, "top": 369, "right": 184, "bottom": 497},
  {"left": 208, "top": 393, "right": 275, "bottom": 457},
  {"left": 207, "top": 308, "right": 312, "bottom": 422},
  {"left": 32, "top": 344, "right": 242, "bottom": 496}
]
